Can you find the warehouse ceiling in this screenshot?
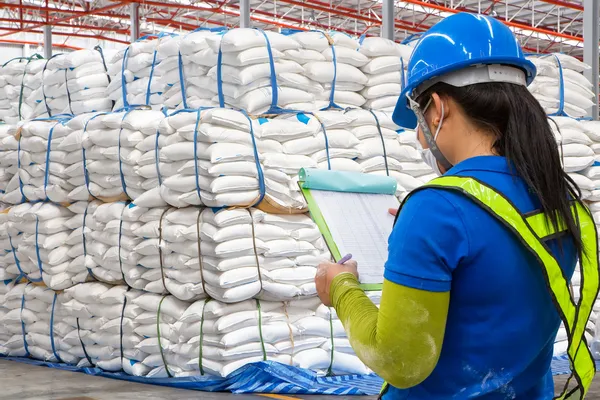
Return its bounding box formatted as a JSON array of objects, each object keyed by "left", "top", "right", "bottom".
[{"left": 0, "top": 0, "right": 587, "bottom": 56}]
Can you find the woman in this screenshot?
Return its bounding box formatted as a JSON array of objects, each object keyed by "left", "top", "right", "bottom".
[{"left": 315, "top": 13, "right": 599, "bottom": 400}]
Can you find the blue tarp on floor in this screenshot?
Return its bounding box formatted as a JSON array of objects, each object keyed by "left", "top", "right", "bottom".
[{"left": 0, "top": 355, "right": 597, "bottom": 395}]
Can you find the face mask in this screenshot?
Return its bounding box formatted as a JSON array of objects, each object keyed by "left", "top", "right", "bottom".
[{"left": 416, "top": 99, "right": 445, "bottom": 176}]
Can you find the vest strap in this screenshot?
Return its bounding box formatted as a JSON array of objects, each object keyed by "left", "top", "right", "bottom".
[{"left": 391, "top": 176, "right": 598, "bottom": 399}]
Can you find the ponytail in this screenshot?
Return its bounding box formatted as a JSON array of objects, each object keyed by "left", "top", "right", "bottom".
[{"left": 420, "top": 82, "right": 583, "bottom": 254}]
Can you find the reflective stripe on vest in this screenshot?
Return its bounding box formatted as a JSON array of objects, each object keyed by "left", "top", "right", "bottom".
[
  {"left": 381, "top": 176, "right": 599, "bottom": 400},
  {"left": 419, "top": 176, "right": 599, "bottom": 399}
]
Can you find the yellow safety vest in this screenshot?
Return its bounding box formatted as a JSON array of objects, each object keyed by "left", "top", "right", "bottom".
[{"left": 381, "top": 176, "right": 599, "bottom": 400}]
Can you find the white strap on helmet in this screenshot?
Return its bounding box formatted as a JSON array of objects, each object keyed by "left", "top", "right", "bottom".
[{"left": 412, "top": 64, "right": 527, "bottom": 99}]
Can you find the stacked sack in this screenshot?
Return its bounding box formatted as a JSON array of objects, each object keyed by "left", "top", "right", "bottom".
[
  {"left": 107, "top": 36, "right": 174, "bottom": 111},
  {"left": 260, "top": 110, "right": 362, "bottom": 209},
  {"left": 59, "top": 283, "right": 149, "bottom": 374},
  {"left": 42, "top": 49, "right": 113, "bottom": 117},
  {"left": 550, "top": 117, "right": 596, "bottom": 201},
  {"left": 206, "top": 29, "right": 315, "bottom": 113},
  {"left": 286, "top": 31, "right": 368, "bottom": 110},
  {"left": 127, "top": 291, "right": 189, "bottom": 377},
  {"left": 65, "top": 201, "right": 130, "bottom": 285},
  {"left": 0, "top": 123, "right": 19, "bottom": 203},
  {"left": 152, "top": 108, "right": 274, "bottom": 209},
  {"left": 77, "top": 109, "right": 166, "bottom": 202},
  {"left": 173, "top": 296, "right": 373, "bottom": 378},
  {"left": 0, "top": 206, "right": 18, "bottom": 282},
  {"left": 153, "top": 35, "right": 183, "bottom": 110},
  {"left": 172, "top": 29, "right": 226, "bottom": 110},
  {"left": 6, "top": 283, "right": 76, "bottom": 362},
  {"left": 0, "top": 55, "right": 47, "bottom": 123},
  {"left": 1, "top": 283, "right": 29, "bottom": 357},
  {"left": 358, "top": 37, "right": 412, "bottom": 112},
  {"left": 309, "top": 292, "right": 381, "bottom": 374},
  {"left": 126, "top": 206, "right": 329, "bottom": 303},
  {"left": 8, "top": 202, "right": 88, "bottom": 290},
  {"left": 0, "top": 279, "right": 16, "bottom": 355},
  {"left": 528, "top": 54, "right": 595, "bottom": 118},
  {"left": 17, "top": 117, "right": 73, "bottom": 203},
  {"left": 344, "top": 108, "right": 434, "bottom": 199},
  {"left": 553, "top": 119, "right": 600, "bottom": 356}
]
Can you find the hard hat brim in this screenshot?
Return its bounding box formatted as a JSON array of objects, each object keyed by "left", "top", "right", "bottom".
[
  {"left": 392, "top": 57, "right": 536, "bottom": 130},
  {"left": 392, "top": 89, "right": 417, "bottom": 130}
]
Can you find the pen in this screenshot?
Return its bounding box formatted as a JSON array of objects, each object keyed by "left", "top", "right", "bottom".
[{"left": 337, "top": 254, "right": 352, "bottom": 264}]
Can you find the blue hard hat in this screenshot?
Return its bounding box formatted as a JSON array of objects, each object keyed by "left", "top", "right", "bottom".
[{"left": 392, "top": 13, "right": 537, "bottom": 129}]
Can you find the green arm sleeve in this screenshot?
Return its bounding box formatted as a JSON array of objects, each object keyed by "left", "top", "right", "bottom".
[{"left": 331, "top": 273, "right": 450, "bottom": 389}]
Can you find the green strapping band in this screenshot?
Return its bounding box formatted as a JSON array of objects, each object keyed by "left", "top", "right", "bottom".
[
  {"left": 157, "top": 295, "right": 173, "bottom": 378},
  {"left": 256, "top": 299, "right": 267, "bottom": 361},
  {"left": 198, "top": 298, "right": 211, "bottom": 375},
  {"left": 13, "top": 54, "right": 43, "bottom": 121}
]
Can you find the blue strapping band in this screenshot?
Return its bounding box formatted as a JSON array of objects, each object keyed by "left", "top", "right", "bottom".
[
  {"left": 50, "top": 292, "right": 64, "bottom": 363},
  {"left": 367, "top": 109, "right": 389, "bottom": 176},
  {"left": 43, "top": 121, "right": 63, "bottom": 201},
  {"left": 8, "top": 233, "right": 25, "bottom": 279},
  {"left": 121, "top": 47, "right": 131, "bottom": 109},
  {"left": 256, "top": 29, "right": 279, "bottom": 113},
  {"left": 154, "top": 106, "right": 169, "bottom": 184},
  {"left": 154, "top": 127, "right": 163, "bottom": 187},
  {"left": 324, "top": 44, "right": 342, "bottom": 110},
  {"left": 41, "top": 53, "right": 63, "bottom": 118},
  {"left": 76, "top": 317, "right": 94, "bottom": 367},
  {"left": 304, "top": 112, "right": 331, "bottom": 170},
  {"left": 94, "top": 45, "right": 112, "bottom": 85},
  {"left": 33, "top": 216, "right": 45, "bottom": 283},
  {"left": 240, "top": 110, "right": 266, "bottom": 206},
  {"left": 146, "top": 50, "right": 158, "bottom": 106},
  {"left": 216, "top": 34, "right": 227, "bottom": 108},
  {"left": 178, "top": 51, "right": 188, "bottom": 109},
  {"left": 309, "top": 31, "right": 342, "bottom": 111},
  {"left": 401, "top": 33, "right": 421, "bottom": 45},
  {"left": 118, "top": 110, "right": 133, "bottom": 199},
  {"left": 82, "top": 202, "right": 95, "bottom": 279},
  {"left": 20, "top": 287, "right": 30, "bottom": 357},
  {"left": 118, "top": 204, "right": 126, "bottom": 281},
  {"left": 16, "top": 134, "right": 26, "bottom": 203},
  {"left": 193, "top": 108, "right": 204, "bottom": 202},
  {"left": 551, "top": 54, "right": 567, "bottom": 117},
  {"left": 400, "top": 58, "right": 406, "bottom": 91},
  {"left": 64, "top": 69, "right": 74, "bottom": 115},
  {"left": 82, "top": 113, "right": 109, "bottom": 200}
]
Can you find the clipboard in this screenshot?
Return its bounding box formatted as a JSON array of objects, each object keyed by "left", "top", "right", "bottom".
[{"left": 298, "top": 168, "right": 399, "bottom": 291}]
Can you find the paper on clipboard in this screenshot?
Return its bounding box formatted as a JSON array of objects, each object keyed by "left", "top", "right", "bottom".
[
  {"left": 310, "top": 190, "right": 398, "bottom": 285},
  {"left": 298, "top": 168, "right": 399, "bottom": 289}
]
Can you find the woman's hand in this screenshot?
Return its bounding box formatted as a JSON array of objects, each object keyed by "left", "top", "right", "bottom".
[
  {"left": 389, "top": 208, "right": 398, "bottom": 216},
  {"left": 315, "top": 260, "right": 359, "bottom": 306}
]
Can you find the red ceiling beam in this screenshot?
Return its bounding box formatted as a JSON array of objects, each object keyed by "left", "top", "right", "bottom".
[
  {"left": 0, "top": 1, "right": 130, "bottom": 19},
  {"left": 0, "top": 1, "right": 128, "bottom": 38},
  {"left": 537, "top": 0, "right": 583, "bottom": 11},
  {"left": 398, "top": 0, "right": 583, "bottom": 42},
  {"left": 0, "top": 26, "right": 130, "bottom": 44},
  {"left": 0, "top": 18, "right": 129, "bottom": 34},
  {"left": 0, "top": 38, "right": 81, "bottom": 50}
]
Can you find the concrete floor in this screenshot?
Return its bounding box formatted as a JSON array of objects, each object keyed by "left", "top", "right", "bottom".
[{"left": 0, "top": 359, "right": 597, "bottom": 400}]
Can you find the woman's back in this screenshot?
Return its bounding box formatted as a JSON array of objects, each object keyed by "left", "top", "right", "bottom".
[{"left": 385, "top": 155, "right": 577, "bottom": 399}]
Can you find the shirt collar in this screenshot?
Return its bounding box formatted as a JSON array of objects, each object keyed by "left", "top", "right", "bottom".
[{"left": 446, "top": 156, "right": 515, "bottom": 176}]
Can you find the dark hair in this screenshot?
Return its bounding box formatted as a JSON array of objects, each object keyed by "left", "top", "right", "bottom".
[{"left": 419, "top": 81, "right": 583, "bottom": 254}]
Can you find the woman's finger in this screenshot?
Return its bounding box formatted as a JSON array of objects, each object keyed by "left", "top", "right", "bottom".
[{"left": 388, "top": 208, "right": 398, "bottom": 216}]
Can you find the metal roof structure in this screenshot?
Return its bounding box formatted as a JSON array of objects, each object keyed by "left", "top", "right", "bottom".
[{"left": 0, "top": 0, "right": 589, "bottom": 56}]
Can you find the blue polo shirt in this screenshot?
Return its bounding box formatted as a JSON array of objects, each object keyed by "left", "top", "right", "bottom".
[{"left": 384, "top": 156, "right": 576, "bottom": 399}]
